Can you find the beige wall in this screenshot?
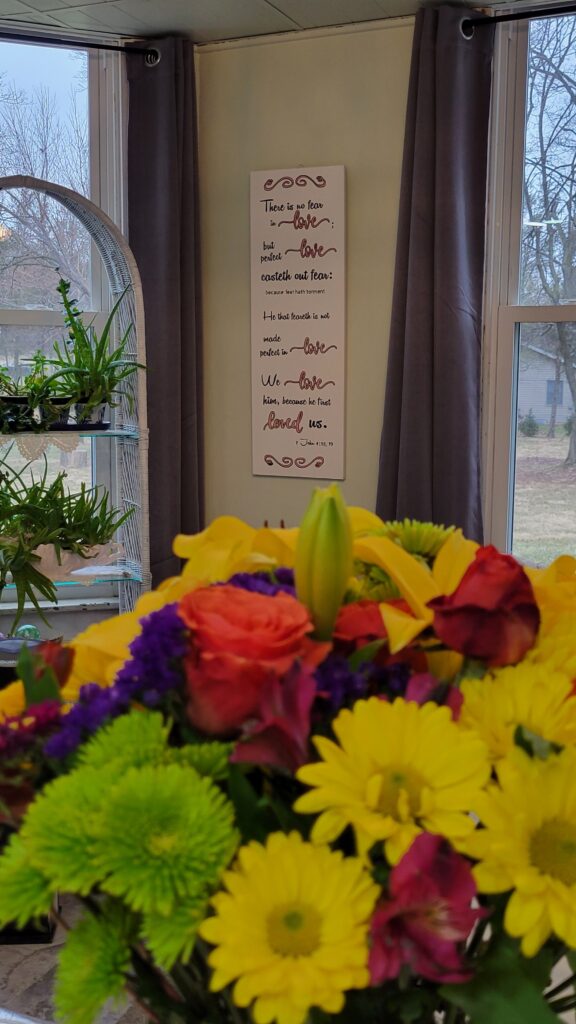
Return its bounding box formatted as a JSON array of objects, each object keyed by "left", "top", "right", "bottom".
[{"left": 196, "top": 19, "right": 413, "bottom": 527}]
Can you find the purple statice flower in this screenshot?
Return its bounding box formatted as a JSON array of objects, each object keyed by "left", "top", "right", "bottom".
[
  {"left": 227, "top": 568, "right": 296, "bottom": 597},
  {"left": 314, "top": 654, "right": 368, "bottom": 711},
  {"left": 44, "top": 603, "right": 189, "bottom": 761},
  {"left": 44, "top": 682, "right": 132, "bottom": 759},
  {"left": 115, "top": 602, "right": 189, "bottom": 698},
  {"left": 372, "top": 660, "right": 412, "bottom": 698}
]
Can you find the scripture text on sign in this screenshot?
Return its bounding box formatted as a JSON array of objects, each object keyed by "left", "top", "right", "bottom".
[{"left": 250, "top": 166, "right": 346, "bottom": 478}]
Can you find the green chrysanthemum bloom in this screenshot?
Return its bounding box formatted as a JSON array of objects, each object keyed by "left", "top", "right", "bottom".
[
  {"left": 143, "top": 895, "right": 207, "bottom": 969},
  {"left": 0, "top": 834, "right": 53, "bottom": 928},
  {"left": 78, "top": 710, "right": 169, "bottom": 771},
  {"left": 351, "top": 560, "right": 401, "bottom": 602},
  {"left": 55, "top": 903, "right": 134, "bottom": 1024},
  {"left": 20, "top": 766, "right": 115, "bottom": 893},
  {"left": 376, "top": 519, "right": 455, "bottom": 561},
  {"left": 95, "top": 763, "right": 238, "bottom": 915},
  {"left": 167, "top": 741, "right": 232, "bottom": 779}
]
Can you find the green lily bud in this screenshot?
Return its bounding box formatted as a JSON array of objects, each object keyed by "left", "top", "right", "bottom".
[{"left": 295, "top": 484, "right": 353, "bottom": 639}]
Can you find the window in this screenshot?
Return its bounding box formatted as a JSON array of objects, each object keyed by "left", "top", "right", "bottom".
[
  {"left": 0, "top": 37, "right": 126, "bottom": 616},
  {"left": 546, "top": 380, "right": 563, "bottom": 406},
  {"left": 484, "top": 16, "right": 576, "bottom": 566}
]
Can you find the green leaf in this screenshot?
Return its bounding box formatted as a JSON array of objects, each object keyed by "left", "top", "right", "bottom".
[
  {"left": 440, "top": 936, "right": 558, "bottom": 1024},
  {"left": 17, "top": 645, "right": 61, "bottom": 707},
  {"left": 348, "top": 639, "right": 386, "bottom": 670},
  {"left": 226, "top": 765, "right": 278, "bottom": 843}
]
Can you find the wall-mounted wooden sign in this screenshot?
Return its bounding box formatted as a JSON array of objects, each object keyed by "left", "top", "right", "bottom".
[{"left": 250, "top": 166, "right": 346, "bottom": 478}]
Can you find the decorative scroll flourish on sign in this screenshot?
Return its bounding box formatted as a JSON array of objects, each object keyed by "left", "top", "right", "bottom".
[
  {"left": 264, "top": 454, "right": 326, "bottom": 470},
  {"left": 263, "top": 174, "right": 327, "bottom": 191},
  {"left": 251, "top": 165, "right": 346, "bottom": 479}
]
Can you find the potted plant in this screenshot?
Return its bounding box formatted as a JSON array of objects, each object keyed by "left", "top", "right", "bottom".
[
  {"left": 0, "top": 367, "right": 37, "bottom": 432},
  {"left": 0, "top": 447, "right": 133, "bottom": 634},
  {"left": 25, "top": 350, "right": 73, "bottom": 428},
  {"left": 48, "top": 278, "right": 142, "bottom": 426}
]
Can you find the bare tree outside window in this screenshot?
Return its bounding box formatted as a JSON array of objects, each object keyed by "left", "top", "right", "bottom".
[
  {"left": 0, "top": 46, "right": 91, "bottom": 311},
  {"left": 521, "top": 16, "right": 576, "bottom": 464}
]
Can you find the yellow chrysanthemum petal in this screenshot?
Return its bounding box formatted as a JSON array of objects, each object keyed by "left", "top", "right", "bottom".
[
  {"left": 296, "top": 697, "right": 490, "bottom": 864},
  {"left": 199, "top": 833, "right": 377, "bottom": 1024},
  {"left": 470, "top": 746, "right": 576, "bottom": 955},
  {"left": 460, "top": 662, "right": 576, "bottom": 762}
]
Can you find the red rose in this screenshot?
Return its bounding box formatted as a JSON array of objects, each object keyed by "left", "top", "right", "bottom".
[
  {"left": 334, "top": 600, "right": 387, "bottom": 651},
  {"left": 428, "top": 545, "right": 540, "bottom": 667},
  {"left": 179, "top": 584, "right": 329, "bottom": 735}
]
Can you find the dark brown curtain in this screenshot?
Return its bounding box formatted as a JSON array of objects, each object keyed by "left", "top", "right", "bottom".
[
  {"left": 126, "top": 37, "right": 203, "bottom": 584},
  {"left": 376, "top": 7, "right": 494, "bottom": 541}
]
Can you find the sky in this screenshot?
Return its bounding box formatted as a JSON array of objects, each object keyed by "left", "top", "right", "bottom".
[{"left": 0, "top": 40, "right": 87, "bottom": 116}]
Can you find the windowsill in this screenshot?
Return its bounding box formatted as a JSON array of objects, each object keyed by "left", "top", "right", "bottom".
[{"left": 0, "top": 598, "right": 118, "bottom": 643}]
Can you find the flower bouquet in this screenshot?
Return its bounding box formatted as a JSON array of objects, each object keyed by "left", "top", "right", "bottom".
[{"left": 1, "top": 485, "right": 575, "bottom": 1024}]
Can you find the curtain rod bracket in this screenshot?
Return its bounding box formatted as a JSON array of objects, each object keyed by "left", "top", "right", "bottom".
[{"left": 144, "top": 48, "right": 161, "bottom": 67}]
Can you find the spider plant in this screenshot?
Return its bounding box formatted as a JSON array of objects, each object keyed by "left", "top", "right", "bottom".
[{"left": 48, "top": 279, "right": 143, "bottom": 421}]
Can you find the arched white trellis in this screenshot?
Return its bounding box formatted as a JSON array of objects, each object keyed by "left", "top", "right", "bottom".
[{"left": 0, "top": 175, "right": 150, "bottom": 610}]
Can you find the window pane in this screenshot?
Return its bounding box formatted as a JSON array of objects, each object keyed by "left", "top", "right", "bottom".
[
  {"left": 0, "top": 42, "right": 91, "bottom": 309},
  {"left": 0, "top": 436, "right": 92, "bottom": 493},
  {"left": 512, "top": 324, "right": 576, "bottom": 564},
  {"left": 0, "top": 323, "right": 94, "bottom": 490},
  {"left": 520, "top": 17, "right": 576, "bottom": 305}
]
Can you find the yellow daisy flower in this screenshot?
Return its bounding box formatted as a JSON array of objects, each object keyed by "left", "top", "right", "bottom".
[
  {"left": 199, "top": 832, "right": 378, "bottom": 1024},
  {"left": 295, "top": 697, "right": 490, "bottom": 864},
  {"left": 460, "top": 662, "right": 576, "bottom": 762},
  {"left": 468, "top": 746, "right": 576, "bottom": 956}
]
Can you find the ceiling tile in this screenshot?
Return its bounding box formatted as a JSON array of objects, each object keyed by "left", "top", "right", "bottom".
[
  {"left": 0, "top": 8, "right": 62, "bottom": 21},
  {"left": 79, "top": 1, "right": 151, "bottom": 31},
  {"left": 0, "top": 0, "right": 46, "bottom": 15},
  {"left": 39, "top": 3, "right": 110, "bottom": 27},
  {"left": 373, "top": 0, "right": 418, "bottom": 15},
  {"left": 270, "top": 0, "right": 387, "bottom": 29},
  {"left": 109, "top": 0, "right": 297, "bottom": 39},
  {"left": 18, "top": 0, "right": 105, "bottom": 9}
]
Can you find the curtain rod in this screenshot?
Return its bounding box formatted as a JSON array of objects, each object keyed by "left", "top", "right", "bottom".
[
  {"left": 0, "top": 29, "right": 160, "bottom": 64},
  {"left": 462, "top": 3, "right": 576, "bottom": 34}
]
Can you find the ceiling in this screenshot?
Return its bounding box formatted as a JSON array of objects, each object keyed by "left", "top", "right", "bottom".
[{"left": 0, "top": 0, "right": 560, "bottom": 43}]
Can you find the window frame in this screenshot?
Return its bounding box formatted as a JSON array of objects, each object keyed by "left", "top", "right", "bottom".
[
  {"left": 482, "top": 19, "right": 576, "bottom": 551},
  {"left": 0, "top": 36, "right": 128, "bottom": 623}
]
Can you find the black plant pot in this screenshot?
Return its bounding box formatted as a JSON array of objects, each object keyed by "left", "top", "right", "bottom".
[
  {"left": 74, "top": 401, "right": 109, "bottom": 427},
  {"left": 39, "top": 396, "right": 73, "bottom": 428},
  {"left": 0, "top": 395, "right": 36, "bottom": 432}
]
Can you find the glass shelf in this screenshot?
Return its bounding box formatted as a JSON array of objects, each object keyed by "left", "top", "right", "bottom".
[
  {"left": 4, "top": 566, "right": 142, "bottom": 589},
  {"left": 0, "top": 425, "right": 139, "bottom": 440},
  {"left": 0, "top": 426, "right": 139, "bottom": 460}
]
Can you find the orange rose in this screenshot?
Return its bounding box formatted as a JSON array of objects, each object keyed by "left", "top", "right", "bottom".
[{"left": 179, "top": 584, "right": 329, "bottom": 735}]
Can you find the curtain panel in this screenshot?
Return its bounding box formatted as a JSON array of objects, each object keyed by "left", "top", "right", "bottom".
[
  {"left": 376, "top": 6, "right": 495, "bottom": 541},
  {"left": 126, "top": 37, "right": 204, "bottom": 585}
]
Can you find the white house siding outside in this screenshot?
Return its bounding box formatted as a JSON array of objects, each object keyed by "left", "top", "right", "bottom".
[{"left": 518, "top": 343, "right": 573, "bottom": 426}]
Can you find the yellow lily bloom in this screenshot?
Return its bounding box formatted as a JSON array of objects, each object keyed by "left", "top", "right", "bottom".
[
  {"left": 347, "top": 506, "right": 386, "bottom": 536},
  {"left": 353, "top": 530, "right": 478, "bottom": 653}
]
